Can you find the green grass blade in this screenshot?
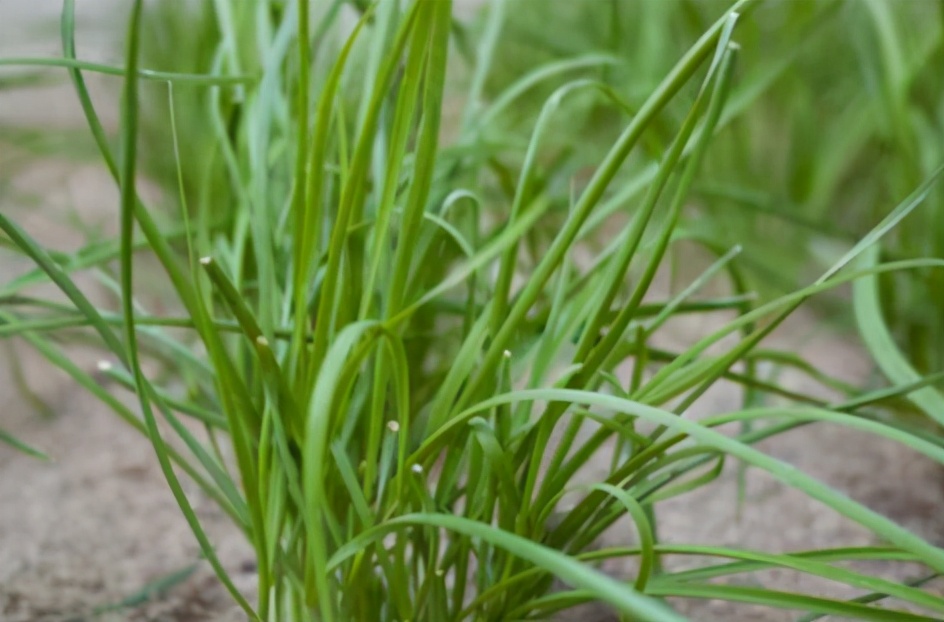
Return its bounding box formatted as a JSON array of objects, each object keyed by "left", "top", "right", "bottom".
[
  {"left": 328, "top": 513, "right": 686, "bottom": 622},
  {"left": 0, "top": 426, "right": 49, "bottom": 461},
  {"left": 854, "top": 245, "right": 944, "bottom": 424},
  {"left": 0, "top": 56, "right": 256, "bottom": 84}
]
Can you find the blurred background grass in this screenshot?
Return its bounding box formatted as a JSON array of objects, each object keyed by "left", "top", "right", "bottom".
[{"left": 475, "top": 0, "right": 944, "bottom": 381}]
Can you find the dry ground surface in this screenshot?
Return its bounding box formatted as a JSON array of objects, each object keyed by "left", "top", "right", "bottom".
[{"left": 2, "top": 3, "right": 943, "bottom": 621}]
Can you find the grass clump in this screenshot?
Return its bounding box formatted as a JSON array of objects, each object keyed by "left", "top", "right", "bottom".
[{"left": 2, "top": 0, "right": 944, "bottom": 620}]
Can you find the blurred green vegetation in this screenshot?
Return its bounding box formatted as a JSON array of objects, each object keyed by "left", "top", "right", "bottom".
[{"left": 481, "top": 0, "right": 944, "bottom": 382}]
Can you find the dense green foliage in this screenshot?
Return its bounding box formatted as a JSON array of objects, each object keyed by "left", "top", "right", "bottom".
[
  {"left": 1, "top": 1, "right": 943, "bottom": 620},
  {"left": 489, "top": 0, "right": 944, "bottom": 401}
]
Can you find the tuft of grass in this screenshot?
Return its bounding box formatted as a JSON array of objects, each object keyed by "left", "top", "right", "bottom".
[{"left": 2, "top": 1, "right": 944, "bottom": 620}]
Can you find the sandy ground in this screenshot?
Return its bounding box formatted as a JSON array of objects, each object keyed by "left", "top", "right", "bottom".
[{"left": 2, "top": 3, "right": 944, "bottom": 622}]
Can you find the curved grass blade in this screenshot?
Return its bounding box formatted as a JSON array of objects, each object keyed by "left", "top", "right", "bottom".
[
  {"left": 647, "top": 582, "right": 936, "bottom": 621},
  {"left": 0, "top": 426, "right": 49, "bottom": 461},
  {"left": 327, "top": 513, "right": 686, "bottom": 622},
  {"left": 0, "top": 56, "right": 256, "bottom": 84},
  {"left": 112, "top": 2, "right": 256, "bottom": 617},
  {"left": 449, "top": 389, "right": 944, "bottom": 573},
  {"left": 854, "top": 245, "right": 944, "bottom": 424}
]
